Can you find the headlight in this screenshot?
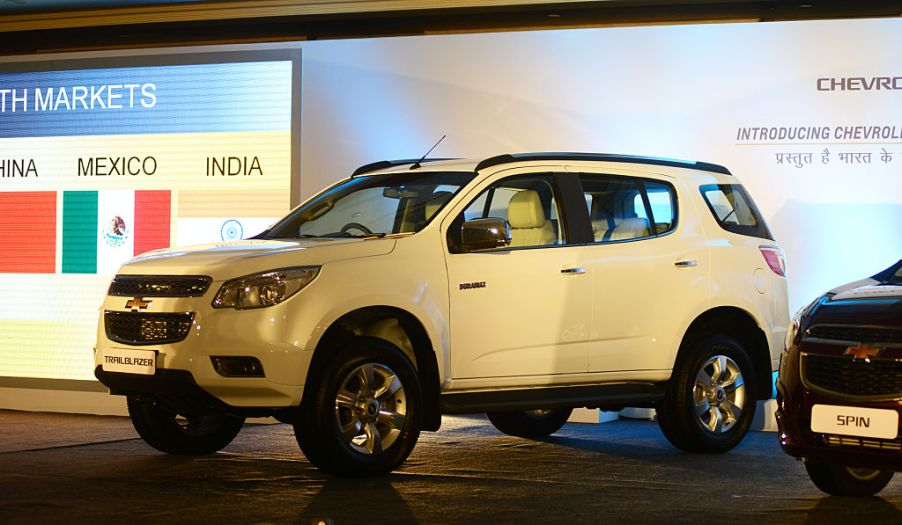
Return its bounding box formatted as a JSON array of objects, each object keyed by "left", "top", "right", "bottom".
[
  {"left": 784, "top": 295, "right": 825, "bottom": 350},
  {"left": 212, "top": 266, "right": 320, "bottom": 309}
]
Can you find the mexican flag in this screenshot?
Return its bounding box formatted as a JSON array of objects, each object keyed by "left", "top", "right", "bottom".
[{"left": 62, "top": 190, "right": 171, "bottom": 275}]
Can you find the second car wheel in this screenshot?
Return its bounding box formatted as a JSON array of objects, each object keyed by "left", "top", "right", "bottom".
[
  {"left": 657, "top": 335, "right": 757, "bottom": 453},
  {"left": 127, "top": 396, "right": 245, "bottom": 455},
  {"left": 805, "top": 463, "right": 894, "bottom": 496},
  {"left": 487, "top": 408, "right": 573, "bottom": 439},
  {"left": 294, "top": 337, "right": 422, "bottom": 477}
]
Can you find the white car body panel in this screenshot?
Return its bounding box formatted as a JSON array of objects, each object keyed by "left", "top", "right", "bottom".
[{"left": 94, "top": 156, "right": 788, "bottom": 411}]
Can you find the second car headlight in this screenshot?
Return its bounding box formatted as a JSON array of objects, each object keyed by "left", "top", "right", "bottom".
[
  {"left": 784, "top": 295, "right": 825, "bottom": 351},
  {"left": 212, "top": 266, "right": 320, "bottom": 310}
]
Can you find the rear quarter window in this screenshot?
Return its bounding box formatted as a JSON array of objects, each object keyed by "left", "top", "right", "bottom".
[{"left": 699, "top": 184, "right": 773, "bottom": 240}]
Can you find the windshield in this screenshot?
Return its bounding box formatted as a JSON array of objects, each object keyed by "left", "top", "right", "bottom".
[{"left": 265, "top": 171, "right": 474, "bottom": 239}]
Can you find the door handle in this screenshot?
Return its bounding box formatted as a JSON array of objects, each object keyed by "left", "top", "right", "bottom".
[
  {"left": 674, "top": 259, "right": 697, "bottom": 268},
  {"left": 561, "top": 267, "right": 587, "bottom": 274}
]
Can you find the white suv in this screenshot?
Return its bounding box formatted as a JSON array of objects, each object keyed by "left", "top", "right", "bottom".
[{"left": 94, "top": 153, "right": 789, "bottom": 476}]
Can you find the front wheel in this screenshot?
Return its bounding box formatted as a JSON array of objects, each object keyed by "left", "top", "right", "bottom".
[
  {"left": 127, "top": 396, "right": 245, "bottom": 455},
  {"left": 805, "top": 463, "right": 894, "bottom": 496},
  {"left": 294, "top": 337, "right": 422, "bottom": 477},
  {"left": 657, "top": 335, "right": 757, "bottom": 453},
  {"left": 487, "top": 408, "right": 573, "bottom": 438}
]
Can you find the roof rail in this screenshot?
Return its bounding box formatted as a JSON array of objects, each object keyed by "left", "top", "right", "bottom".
[
  {"left": 474, "top": 153, "right": 732, "bottom": 176},
  {"left": 351, "top": 158, "right": 458, "bottom": 177}
]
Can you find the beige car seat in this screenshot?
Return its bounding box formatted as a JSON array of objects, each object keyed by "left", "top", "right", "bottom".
[
  {"left": 607, "top": 217, "right": 651, "bottom": 241},
  {"left": 508, "top": 190, "right": 555, "bottom": 247}
]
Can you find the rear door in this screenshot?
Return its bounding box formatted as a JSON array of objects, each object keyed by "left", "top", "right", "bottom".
[{"left": 577, "top": 171, "right": 709, "bottom": 372}]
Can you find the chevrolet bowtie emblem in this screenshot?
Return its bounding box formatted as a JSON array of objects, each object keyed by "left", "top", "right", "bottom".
[
  {"left": 125, "top": 297, "right": 152, "bottom": 312},
  {"left": 844, "top": 343, "right": 881, "bottom": 360}
]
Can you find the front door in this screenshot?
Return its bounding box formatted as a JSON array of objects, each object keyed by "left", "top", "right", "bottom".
[{"left": 444, "top": 172, "right": 592, "bottom": 381}]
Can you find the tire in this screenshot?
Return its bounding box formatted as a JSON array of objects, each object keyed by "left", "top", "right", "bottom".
[
  {"left": 294, "top": 337, "right": 422, "bottom": 477},
  {"left": 127, "top": 396, "right": 245, "bottom": 455},
  {"left": 805, "top": 463, "right": 894, "bottom": 496},
  {"left": 487, "top": 408, "right": 573, "bottom": 439},
  {"left": 657, "top": 335, "right": 757, "bottom": 453}
]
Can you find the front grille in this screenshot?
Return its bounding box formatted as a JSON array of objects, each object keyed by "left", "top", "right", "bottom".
[
  {"left": 802, "top": 353, "right": 902, "bottom": 399},
  {"left": 105, "top": 311, "right": 195, "bottom": 346},
  {"left": 108, "top": 275, "right": 212, "bottom": 297},
  {"left": 824, "top": 435, "right": 902, "bottom": 452},
  {"left": 806, "top": 324, "right": 902, "bottom": 344}
]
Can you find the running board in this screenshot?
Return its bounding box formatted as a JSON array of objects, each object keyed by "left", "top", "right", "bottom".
[{"left": 440, "top": 382, "right": 666, "bottom": 414}]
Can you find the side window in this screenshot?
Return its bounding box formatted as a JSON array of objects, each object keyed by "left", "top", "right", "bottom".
[
  {"left": 700, "top": 184, "right": 773, "bottom": 240},
  {"left": 459, "top": 175, "right": 565, "bottom": 249},
  {"left": 644, "top": 181, "right": 677, "bottom": 234},
  {"left": 579, "top": 174, "right": 652, "bottom": 243}
]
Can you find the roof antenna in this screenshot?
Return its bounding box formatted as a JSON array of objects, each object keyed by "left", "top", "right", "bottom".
[{"left": 410, "top": 134, "right": 446, "bottom": 170}]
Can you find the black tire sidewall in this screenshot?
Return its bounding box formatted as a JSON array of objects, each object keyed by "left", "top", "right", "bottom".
[
  {"left": 487, "top": 408, "right": 572, "bottom": 439},
  {"left": 296, "top": 337, "right": 422, "bottom": 476},
  {"left": 805, "top": 462, "right": 894, "bottom": 497},
  {"left": 127, "top": 396, "right": 244, "bottom": 455},
  {"left": 661, "top": 335, "right": 758, "bottom": 453}
]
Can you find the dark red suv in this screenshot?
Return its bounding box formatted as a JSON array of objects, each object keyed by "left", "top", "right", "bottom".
[{"left": 777, "top": 260, "right": 902, "bottom": 496}]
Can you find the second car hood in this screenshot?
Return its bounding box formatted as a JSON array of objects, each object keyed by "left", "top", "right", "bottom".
[
  {"left": 830, "top": 281, "right": 902, "bottom": 302},
  {"left": 117, "top": 237, "right": 396, "bottom": 280}
]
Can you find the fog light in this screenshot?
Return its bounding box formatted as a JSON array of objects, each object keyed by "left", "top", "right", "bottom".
[{"left": 211, "top": 356, "right": 265, "bottom": 377}]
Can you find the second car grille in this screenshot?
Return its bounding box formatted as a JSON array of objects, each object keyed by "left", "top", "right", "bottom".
[
  {"left": 823, "top": 435, "right": 902, "bottom": 452},
  {"left": 806, "top": 324, "right": 902, "bottom": 344},
  {"left": 105, "top": 311, "right": 195, "bottom": 346},
  {"left": 108, "top": 275, "right": 212, "bottom": 297},
  {"left": 802, "top": 353, "right": 902, "bottom": 399}
]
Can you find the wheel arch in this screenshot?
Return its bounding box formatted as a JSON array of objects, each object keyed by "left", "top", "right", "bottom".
[
  {"left": 303, "top": 305, "right": 442, "bottom": 431},
  {"left": 675, "top": 306, "right": 773, "bottom": 399}
]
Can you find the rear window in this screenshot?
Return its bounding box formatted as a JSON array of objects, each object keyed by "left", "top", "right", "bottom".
[{"left": 699, "top": 184, "right": 773, "bottom": 240}]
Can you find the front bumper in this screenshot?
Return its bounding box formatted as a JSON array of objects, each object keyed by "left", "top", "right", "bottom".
[
  {"left": 776, "top": 345, "right": 902, "bottom": 473},
  {"left": 94, "top": 287, "right": 310, "bottom": 409},
  {"left": 95, "top": 366, "right": 295, "bottom": 418}
]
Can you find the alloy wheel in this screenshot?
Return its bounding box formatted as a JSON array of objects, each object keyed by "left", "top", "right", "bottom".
[
  {"left": 692, "top": 354, "right": 746, "bottom": 433},
  {"left": 334, "top": 362, "right": 407, "bottom": 455}
]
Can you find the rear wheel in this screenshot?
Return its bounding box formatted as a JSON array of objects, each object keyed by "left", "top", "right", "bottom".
[
  {"left": 127, "top": 396, "right": 244, "bottom": 455},
  {"left": 487, "top": 408, "right": 573, "bottom": 439},
  {"left": 294, "top": 337, "right": 422, "bottom": 477},
  {"left": 805, "top": 463, "right": 894, "bottom": 496},
  {"left": 657, "top": 335, "right": 757, "bottom": 453}
]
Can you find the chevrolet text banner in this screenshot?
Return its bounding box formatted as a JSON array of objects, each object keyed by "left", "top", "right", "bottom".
[{"left": 0, "top": 45, "right": 300, "bottom": 380}]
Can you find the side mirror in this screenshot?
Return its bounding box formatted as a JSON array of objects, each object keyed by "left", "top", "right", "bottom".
[{"left": 459, "top": 218, "right": 511, "bottom": 252}]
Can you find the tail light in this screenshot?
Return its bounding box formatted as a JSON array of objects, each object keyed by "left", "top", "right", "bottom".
[{"left": 760, "top": 245, "right": 786, "bottom": 277}]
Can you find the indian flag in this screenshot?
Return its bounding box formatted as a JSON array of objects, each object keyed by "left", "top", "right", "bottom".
[
  {"left": 62, "top": 190, "right": 171, "bottom": 275},
  {"left": 175, "top": 189, "right": 286, "bottom": 247}
]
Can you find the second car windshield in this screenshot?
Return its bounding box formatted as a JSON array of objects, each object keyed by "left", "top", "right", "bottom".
[{"left": 265, "top": 171, "right": 474, "bottom": 239}]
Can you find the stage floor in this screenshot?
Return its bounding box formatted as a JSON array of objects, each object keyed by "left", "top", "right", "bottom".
[{"left": 0, "top": 410, "right": 900, "bottom": 524}]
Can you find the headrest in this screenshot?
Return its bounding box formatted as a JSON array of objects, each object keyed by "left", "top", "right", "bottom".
[
  {"left": 508, "top": 190, "right": 546, "bottom": 229},
  {"left": 424, "top": 191, "right": 452, "bottom": 219}
]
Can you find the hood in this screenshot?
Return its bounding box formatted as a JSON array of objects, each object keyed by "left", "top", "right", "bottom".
[
  {"left": 117, "top": 238, "right": 396, "bottom": 280},
  {"left": 827, "top": 264, "right": 902, "bottom": 302},
  {"left": 830, "top": 283, "right": 902, "bottom": 302}
]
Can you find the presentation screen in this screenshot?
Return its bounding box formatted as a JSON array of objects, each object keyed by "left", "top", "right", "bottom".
[{"left": 0, "top": 45, "right": 301, "bottom": 381}]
